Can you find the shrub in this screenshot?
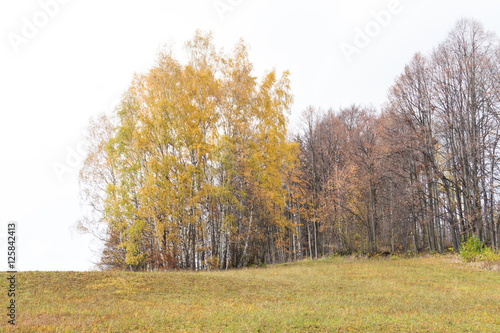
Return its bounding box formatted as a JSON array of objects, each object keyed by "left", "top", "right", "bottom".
[{"left": 460, "top": 236, "right": 499, "bottom": 262}]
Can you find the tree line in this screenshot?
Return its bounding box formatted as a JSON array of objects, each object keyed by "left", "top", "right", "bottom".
[{"left": 79, "top": 19, "right": 500, "bottom": 271}]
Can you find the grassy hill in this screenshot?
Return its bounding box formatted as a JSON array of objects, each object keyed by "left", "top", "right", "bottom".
[{"left": 2, "top": 255, "right": 500, "bottom": 332}]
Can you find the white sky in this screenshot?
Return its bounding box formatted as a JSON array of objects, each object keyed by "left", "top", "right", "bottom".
[{"left": 1, "top": 0, "right": 499, "bottom": 271}]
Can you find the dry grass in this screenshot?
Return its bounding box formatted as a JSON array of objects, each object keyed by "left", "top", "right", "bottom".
[{"left": 1, "top": 255, "right": 499, "bottom": 332}]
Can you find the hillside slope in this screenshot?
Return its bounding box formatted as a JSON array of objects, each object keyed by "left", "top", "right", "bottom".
[{"left": 2, "top": 256, "right": 500, "bottom": 332}]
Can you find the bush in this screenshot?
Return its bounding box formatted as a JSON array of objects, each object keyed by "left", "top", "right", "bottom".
[{"left": 460, "top": 236, "right": 499, "bottom": 262}]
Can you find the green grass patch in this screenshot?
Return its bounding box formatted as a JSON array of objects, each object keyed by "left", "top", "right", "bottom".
[{"left": 2, "top": 255, "right": 499, "bottom": 332}]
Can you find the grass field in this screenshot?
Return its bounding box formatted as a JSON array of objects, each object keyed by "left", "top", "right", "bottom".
[{"left": 1, "top": 255, "right": 499, "bottom": 332}]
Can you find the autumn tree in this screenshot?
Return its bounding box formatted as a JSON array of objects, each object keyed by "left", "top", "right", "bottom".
[
  {"left": 385, "top": 18, "right": 500, "bottom": 252},
  {"left": 79, "top": 31, "right": 296, "bottom": 271}
]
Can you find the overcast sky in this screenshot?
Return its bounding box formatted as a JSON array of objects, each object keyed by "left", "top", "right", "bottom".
[{"left": 1, "top": 0, "right": 500, "bottom": 271}]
